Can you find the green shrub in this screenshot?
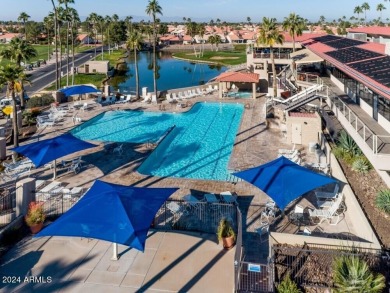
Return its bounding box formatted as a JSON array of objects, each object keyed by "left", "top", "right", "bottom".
[
  {"left": 26, "top": 94, "right": 54, "bottom": 108},
  {"left": 337, "top": 130, "right": 361, "bottom": 156},
  {"left": 277, "top": 276, "right": 302, "bottom": 293},
  {"left": 375, "top": 189, "right": 390, "bottom": 214},
  {"left": 352, "top": 156, "right": 372, "bottom": 174},
  {"left": 333, "top": 255, "right": 385, "bottom": 293},
  {"left": 332, "top": 146, "right": 354, "bottom": 164}
]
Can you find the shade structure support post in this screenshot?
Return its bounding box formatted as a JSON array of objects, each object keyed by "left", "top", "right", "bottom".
[
  {"left": 53, "top": 159, "right": 57, "bottom": 180},
  {"left": 111, "top": 243, "right": 118, "bottom": 260}
]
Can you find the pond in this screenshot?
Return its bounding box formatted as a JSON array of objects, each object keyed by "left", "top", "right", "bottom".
[{"left": 112, "top": 51, "right": 226, "bottom": 93}]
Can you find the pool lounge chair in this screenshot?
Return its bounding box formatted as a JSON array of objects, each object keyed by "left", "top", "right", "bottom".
[
  {"left": 220, "top": 191, "right": 238, "bottom": 204},
  {"left": 315, "top": 184, "right": 340, "bottom": 200},
  {"left": 166, "top": 201, "right": 189, "bottom": 216},
  {"left": 308, "top": 194, "right": 343, "bottom": 225}
]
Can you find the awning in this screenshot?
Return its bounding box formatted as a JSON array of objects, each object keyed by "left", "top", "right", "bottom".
[{"left": 290, "top": 48, "right": 324, "bottom": 64}]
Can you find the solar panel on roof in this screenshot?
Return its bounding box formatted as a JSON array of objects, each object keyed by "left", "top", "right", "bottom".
[
  {"left": 325, "top": 47, "right": 382, "bottom": 64},
  {"left": 325, "top": 38, "right": 365, "bottom": 49},
  {"left": 312, "top": 35, "right": 340, "bottom": 43},
  {"left": 350, "top": 56, "right": 390, "bottom": 87}
]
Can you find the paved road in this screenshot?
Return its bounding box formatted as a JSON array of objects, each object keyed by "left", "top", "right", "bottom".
[{"left": 22, "top": 47, "right": 102, "bottom": 96}]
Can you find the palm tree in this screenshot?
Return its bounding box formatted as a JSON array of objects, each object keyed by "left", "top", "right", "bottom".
[
  {"left": 124, "top": 16, "right": 133, "bottom": 35},
  {"left": 377, "top": 3, "right": 386, "bottom": 20},
  {"left": 333, "top": 255, "right": 385, "bottom": 293},
  {"left": 126, "top": 30, "right": 143, "bottom": 99},
  {"left": 58, "top": 0, "right": 75, "bottom": 87},
  {"left": 0, "top": 65, "right": 28, "bottom": 149},
  {"left": 17, "top": 12, "right": 30, "bottom": 41},
  {"left": 49, "top": 0, "right": 60, "bottom": 89},
  {"left": 0, "top": 37, "right": 37, "bottom": 108},
  {"left": 213, "top": 34, "right": 222, "bottom": 51},
  {"left": 104, "top": 16, "right": 112, "bottom": 55},
  {"left": 145, "top": 0, "right": 163, "bottom": 99},
  {"left": 96, "top": 15, "right": 105, "bottom": 60},
  {"left": 247, "top": 16, "right": 252, "bottom": 26},
  {"left": 43, "top": 13, "right": 54, "bottom": 61},
  {"left": 197, "top": 23, "right": 206, "bottom": 57},
  {"left": 354, "top": 6, "right": 363, "bottom": 23},
  {"left": 67, "top": 8, "right": 79, "bottom": 86},
  {"left": 361, "top": 2, "right": 371, "bottom": 24},
  {"left": 283, "top": 13, "right": 305, "bottom": 52},
  {"left": 257, "top": 17, "right": 284, "bottom": 98},
  {"left": 87, "top": 13, "right": 99, "bottom": 58}
]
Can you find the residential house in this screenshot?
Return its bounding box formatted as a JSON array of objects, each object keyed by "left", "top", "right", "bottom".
[{"left": 76, "top": 34, "right": 95, "bottom": 45}]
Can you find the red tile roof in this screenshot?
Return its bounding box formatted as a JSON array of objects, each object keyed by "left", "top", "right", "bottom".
[
  {"left": 348, "top": 26, "right": 390, "bottom": 37},
  {"left": 282, "top": 32, "right": 326, "bottom": 43},
  {"left": 357, "top": 42, "right": 386, "bottom": 54},
  {"left": 216, "top": 72, "right": 259, "bottom": 83}
]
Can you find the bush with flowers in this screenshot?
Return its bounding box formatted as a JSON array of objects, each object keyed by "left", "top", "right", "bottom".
[{"left": 25, "top": 201, "right": 45, "bottom": 227}]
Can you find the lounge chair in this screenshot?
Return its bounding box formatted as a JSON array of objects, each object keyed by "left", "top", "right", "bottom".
[
  {"left": 317, "top": 193, "right": 344, "bottom": 209},
  {"left": 220, "top": 191, "right": 238, "bottom": 204},
  {"left": 68, "top": 162, "right": 81, "bottom": 174},
  {"left": 115, "top": 96, "right": 125, "bottom": 104},
  {"left": 82, "top": 103, "right": 93, "bottom": 111},
  {"left": 203, "top": 193, "right": 219, "bottom": 204},
  {"left": 278, "top": 144, "right": 297, "bottom": 155},
  {"left": 151, "top": 94, "right": 157, "bottom": 104},
  {"left": 166, "top": 201, "right": 188, "bottom": 216},
  {"left": 196, "top": 88, "right": 203, "bottom": 96},
  {"left": 315, "top": 184, "right": 340, "bottom": 200},
  {"left": 308, "top": 194, "right": 343, "bottom": 225},
  {"left": 256, "top": 221, "right": 269, "bottom": 243},
  {"left": 182, "top": 194, "right": 201, "bottom": 212}
]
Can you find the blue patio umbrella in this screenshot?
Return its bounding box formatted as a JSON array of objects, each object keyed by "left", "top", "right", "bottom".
[
  {"left": 12, "top": 133, "right": 98, "bottom": 178},
  {"left": 233, "top": 156, "right": 337, "bottom": 210},
  {"left": 35, "top": 180, "right": 178, "bottom": 256},
  {"left": 59, "top": 85, "right": 101, "bottom": 97}
]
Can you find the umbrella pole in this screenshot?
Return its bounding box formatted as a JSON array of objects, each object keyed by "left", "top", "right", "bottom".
[
  {"left": 111, "top": 243, "right": 118, "bottom": 260},
  {"left": 53, "top": 159, "right": 57, "bottom": 180}
]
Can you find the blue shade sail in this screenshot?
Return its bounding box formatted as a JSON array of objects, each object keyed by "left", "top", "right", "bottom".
[
  {"left": 59, "top": 85, "right": 101, "bottom": 97},
  {"left": 12, "top": 133, "right": 97, "bottom": 167},
  {"left": 35, "top": 180, "right": 178, "bottom": 252},
  {"left": 233, "top": 156, "right": 337, "bottom": 210}
]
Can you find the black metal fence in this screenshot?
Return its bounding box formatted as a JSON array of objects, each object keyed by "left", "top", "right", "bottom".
[
  {"left": 0, "top": 186, "right": 16, "bottom": 227},
  {"left": 236, "top": 261, "right": 274, "bottom": 293},
  {"left": 35, "top": 191, "right": 79, "bottom": 219},
  {"left": 153, "top": 200, "right": 238, "bottom": 234},
  {"left": 272, "top": 243, "right": 390, "bottom": 291}
]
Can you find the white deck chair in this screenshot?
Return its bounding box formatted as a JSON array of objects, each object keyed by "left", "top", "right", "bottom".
[
  {"left": 315, "top": 184, "right": 340, "bottom": 200},
  {"left": 308, "top": 194, "right": 343, "bottom": 225},
  {"left": 278, "top": 144, "right": 297, "bottom": 155},
  {"left": 166, "top": 201, "right": 188, "bottom": 216},
  {"left": 220, "top": 191, "right": 238, "bottom": 204},
  {"left": 166, "top": 93, "right": 173, "bottom": 103},
  {"left": 151, "top": 94, "right": 157, "bottom": 104}
]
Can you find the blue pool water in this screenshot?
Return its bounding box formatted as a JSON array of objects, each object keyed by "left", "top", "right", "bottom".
[{"left": 71, "top": 103, "right": 244, "bottom": 181}]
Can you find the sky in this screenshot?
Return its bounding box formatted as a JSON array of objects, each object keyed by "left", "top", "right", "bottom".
[{"left": 0, "top": 0, "right": 387, "bottom": 23}]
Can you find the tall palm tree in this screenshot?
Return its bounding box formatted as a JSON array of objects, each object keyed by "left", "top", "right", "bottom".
[
  {"left": 354, "top": 6, "right": 363, "bottom": 23},
  {"left": 58, "top": 0, "right": 75, "bottom": 87},
  {"left": 361, "top": 2, "right": 371, "bottom": 24},
  {"left": 124, "top": 16, "right": 133, "bottom": 35},
  {"left": 257, "top": 17, "right": 284, "bottom": 98},
  {"left": 96, "top": 15, "right": 105, "bottom": 60},
  {"left": 0, "top": 37, "right": 37, "bottom": 108},
  {"left": 377, "top": 3, "right": 386, "bottom": 20},
  {"left": 67, "top": 8, "right": 79, "bottom": 85},
  {"left": 104, "top": 15, "right": 112, "bottom": 55},
  {"left": 49, "top": 0, "right": 60, "bottom": 90},
  {"left": 17, "top": 12, "right": 30, "bottom": 41},
  {"left": 145, "top": 0, "right": 163, "bottom": 99},
  {"left": 43, "top": 13, "right": 54, "bottom": 61},
  {"left": 197, "top": 23, "right": 206, "bottom": 57},
  {"left": 283, "top": 13, "right": 305, "bottom": 52},
  {"left": 0, "top": 65, "right": 28, "bottom": 149},
  {"left": 87, "top": 13, "right": 99, "bottom": 58},
  {"left": 333, "top": 255, "right": 385, "bottom": 293},
  {"left": 126, "top": 30, "right": 143, "bottom": 99}
]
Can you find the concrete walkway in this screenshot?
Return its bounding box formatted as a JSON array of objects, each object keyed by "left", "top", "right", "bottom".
[{"left": 0, "top": 231, "right": 233, "bottom": 293}]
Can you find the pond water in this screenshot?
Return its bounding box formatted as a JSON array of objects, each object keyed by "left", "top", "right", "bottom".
[{"left": 113, "top": 51, "right": 226, "bottom": 93}]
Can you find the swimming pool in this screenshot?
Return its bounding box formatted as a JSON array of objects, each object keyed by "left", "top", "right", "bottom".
[{"left": 71, "top": 103, "right": 244, "bottom": 181}]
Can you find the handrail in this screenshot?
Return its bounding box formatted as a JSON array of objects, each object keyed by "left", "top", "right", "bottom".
[{"left": 330, "top": 96, "right": 390, "bottom": 156}]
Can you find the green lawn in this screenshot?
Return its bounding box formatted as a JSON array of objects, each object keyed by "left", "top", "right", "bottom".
[
  {"left": 44, "top": 73, "right": 106, "bottom": 91},
  {"left": 173, "top": 50, "right": 247, "bottom": 66},
  {"left": 92, "top": 49, "right": 127, "bottom": 66}
]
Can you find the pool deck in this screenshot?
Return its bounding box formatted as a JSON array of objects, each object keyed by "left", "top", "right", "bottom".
[{"left": 0, "top": 92, "right": 367, "bottom": 291}]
